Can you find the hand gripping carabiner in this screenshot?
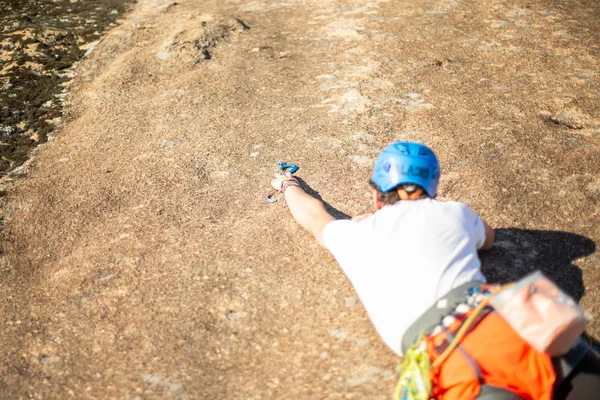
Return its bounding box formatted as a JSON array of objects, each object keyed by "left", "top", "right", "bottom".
[{"left": 266, "top": 161, "right": 299, "bottom": 203}]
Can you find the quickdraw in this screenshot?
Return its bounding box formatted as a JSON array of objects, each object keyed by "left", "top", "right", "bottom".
[{"left": 266, "top": 161, "right": 300, "bottom": 203}]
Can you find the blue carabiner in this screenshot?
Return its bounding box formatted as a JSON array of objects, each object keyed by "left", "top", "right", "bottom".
[{"left": 277, "top": 161, "right": 299, "bottom": 174}]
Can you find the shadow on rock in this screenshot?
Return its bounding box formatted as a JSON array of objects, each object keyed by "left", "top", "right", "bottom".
[
  {"left": 295, "top": 177, "right": 351, "bottom": 220},
  {"left": 480, "top": 228, "right": 596, "bottom": 302}
]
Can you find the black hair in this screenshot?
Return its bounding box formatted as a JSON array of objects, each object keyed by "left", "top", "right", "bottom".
[{"left": 368, "top": 180, "right": 428, "bottom": 206}]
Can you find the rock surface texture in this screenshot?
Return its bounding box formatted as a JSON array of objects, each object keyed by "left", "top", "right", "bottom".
[{"left": 1, "top": 0, "right": 599, "bottom": 398}]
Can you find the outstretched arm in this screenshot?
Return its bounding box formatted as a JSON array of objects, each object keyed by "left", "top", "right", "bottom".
[
  {"left": 272, "top": 175, "right": 335, "bottom": 247},
  {"left": 480, "top": 220, "right": 495, "bottom": 251}
]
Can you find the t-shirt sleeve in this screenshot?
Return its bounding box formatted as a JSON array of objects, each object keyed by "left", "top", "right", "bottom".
[
  {"left": 322, "top": 219, "right": 371, "bottom": 274},
  {"left": 461, "top": 204, "right": 486, "bottom": 250}
]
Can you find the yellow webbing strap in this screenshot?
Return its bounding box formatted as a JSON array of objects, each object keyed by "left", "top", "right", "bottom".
[
  {"left": 432, "top": 296, "right": 491, "bottom": 368},
  {"left": 432, "top": 284, "right": 510, "bottom": 368}
]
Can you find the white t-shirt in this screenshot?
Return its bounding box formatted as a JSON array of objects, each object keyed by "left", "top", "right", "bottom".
[{"left": 323, "top": 198, "right": 487, "bottom": 355}]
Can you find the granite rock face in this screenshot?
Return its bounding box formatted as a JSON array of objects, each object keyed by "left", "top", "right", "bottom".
[{"left": 0, "top": 0, "right": 599, "bottom": 399}]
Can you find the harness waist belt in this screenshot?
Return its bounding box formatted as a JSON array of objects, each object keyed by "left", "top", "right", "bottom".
[{"left": 402, "top": 280, "right": 482, "bottom": 354}]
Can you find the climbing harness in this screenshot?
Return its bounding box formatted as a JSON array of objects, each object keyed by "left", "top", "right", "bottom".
[{"left": 266, "top": 161, "right": 300, "bottom": 203}]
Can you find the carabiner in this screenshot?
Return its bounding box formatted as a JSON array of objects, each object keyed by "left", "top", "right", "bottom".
[
  {"left": 266, "top": 161, "right": 300, "bottom": 203},
  {"left": 266, "top": 190, "right": 283, "bottom": 203},
  {"left": 276, "top": 161, "right": 299, "bottom": 174}
]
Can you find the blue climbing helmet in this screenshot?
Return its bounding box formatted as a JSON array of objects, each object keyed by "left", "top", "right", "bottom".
[{"left": 371, "top": 141, "right": 440, "bottom": 197}]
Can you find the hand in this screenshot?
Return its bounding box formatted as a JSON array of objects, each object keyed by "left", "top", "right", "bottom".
[{"left": 271, "top": 172, "right": 298, "bottom": 191}]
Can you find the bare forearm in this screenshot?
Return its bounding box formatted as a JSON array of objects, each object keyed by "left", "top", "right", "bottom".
[
  {"left": 284, "top": 186, "right": 335, "bottom": 246},
  {"left": 480, "top": 220, "right": 495, "bottom": 251}
]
